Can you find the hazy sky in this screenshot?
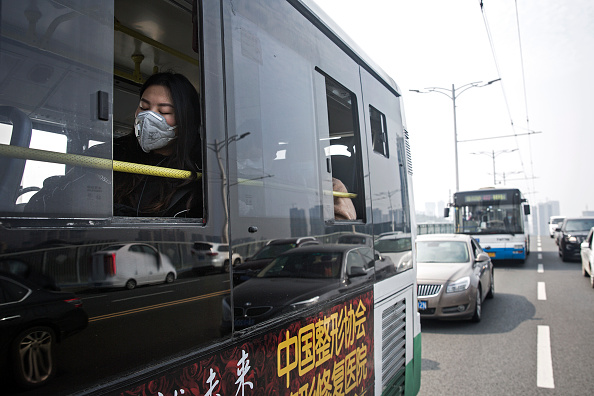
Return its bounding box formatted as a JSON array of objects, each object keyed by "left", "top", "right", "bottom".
[{"left": 313, "top": 0, "right": 594, "bottom": 218}]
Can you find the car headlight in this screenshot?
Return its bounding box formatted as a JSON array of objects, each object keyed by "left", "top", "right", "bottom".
[
  {"left": 290, "top": 296, "right": 319, "bottom": 310},
  {"left": 446, "top": 276, "right": 470, "bottom": 293},
  {"left": 568, "top": 236, "right": 577, "bottom": 243},
  {"left": 396, "top": 252, "right": 413, "bottom": 273}
]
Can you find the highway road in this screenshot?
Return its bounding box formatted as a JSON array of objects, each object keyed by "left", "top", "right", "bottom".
[{"left": 418, "top": 235, "right": 594, "bottom": 396}]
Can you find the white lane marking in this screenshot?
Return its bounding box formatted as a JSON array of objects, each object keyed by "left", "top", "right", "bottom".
[
  {"left": 537, "top": 282, "right": 547, "bottom": 300},
  {"left": 112, "top": 290, "right": 174, "bottom": 303},
  {"left": 538, "top": 253, "right": 543, "bottom": 260},
  {"left": 538, "top": 264, "right": 544, "bottom": 273},
  {"left": 537, "top": 247, "right": 542, "bottom": 252},
  {"left": 537, "top": 325, "right": 555, "bottom": 388},
  {"left": 81, "top": 294, "right": 109, "bottom": 300}
]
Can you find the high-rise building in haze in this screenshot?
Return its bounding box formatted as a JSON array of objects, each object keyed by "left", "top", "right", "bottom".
[{"left": 535, "top": 201, "right": 561, "bottom": 235}]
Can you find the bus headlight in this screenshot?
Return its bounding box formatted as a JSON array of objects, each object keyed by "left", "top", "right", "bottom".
[{"left": 446, "top": 276, "right": 470, "bottom": 293}]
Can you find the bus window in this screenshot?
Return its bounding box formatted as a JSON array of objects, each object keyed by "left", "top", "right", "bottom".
[
  {"left": 0, "top": 1, "right": 113, "bottom": 216},
  {"left": 370, "top": 105, "right": 389, "bottom": 158},
  {"left": 321, "top": 76, "right": 365, "bottom": 222}
]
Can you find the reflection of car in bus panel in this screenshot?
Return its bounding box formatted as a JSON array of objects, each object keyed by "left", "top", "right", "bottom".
[
  {"left": 448, "top": 188, "right": 531, "bottom": 262},
  {"left": 90, "top": 243, "right": 177, "bottom": 289},
  {"left": 0, "top": 0, "right": 419, "bottom": 394}
]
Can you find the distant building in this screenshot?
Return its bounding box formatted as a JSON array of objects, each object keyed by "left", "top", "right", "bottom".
[
  {"left": 535, "top": 201, "right": 561, "bottom": 236},
  {"left": 437, "top": 201, "right": 445, "bottom": 218},
  {"left": 424, "top": 202, "right": 436, "bottom": 218}
]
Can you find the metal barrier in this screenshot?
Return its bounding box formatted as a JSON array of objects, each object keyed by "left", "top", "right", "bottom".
[{"left": 417, "top": 223, "right": 454, "bottom": 235}]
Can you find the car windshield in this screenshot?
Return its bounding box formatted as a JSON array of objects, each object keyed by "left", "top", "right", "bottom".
[
  {"left": 374, "top": 238, "right": 412, "bottom": 253},
  {"left": 258, "top": 252, "right": 342, "bottom": 279},
  {"left": 564, "top": 219, "right": 594, "bottom": 232},
  {"left": 251, "top": 243, "right": 295, "bottom": 260},
  {"left": 416, "top": 241, "right": 470, "bottom": 263}
]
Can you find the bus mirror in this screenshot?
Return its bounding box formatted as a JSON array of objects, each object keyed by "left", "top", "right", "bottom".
[
  {"left": 444, "top": 208, "right": 450, "bottom": 218},
  {"left": 524, "top": 205, "right": 530, "bottom": 215}
]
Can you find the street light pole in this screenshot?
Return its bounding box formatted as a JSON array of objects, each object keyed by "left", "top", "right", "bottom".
[
  {"left": 410, "top": 78, "right": 501, "bottom": 192},
  {"left": 470, "top": 148, "right": 517, "bottom": 185}
]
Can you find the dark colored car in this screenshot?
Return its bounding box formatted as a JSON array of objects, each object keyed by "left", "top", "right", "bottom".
[
  {"left": 0, "top": 271, "right": 88, "bottom": 389},
  {"left": 232, "top": 237, "right": 319, "bottom": 285},
  {"left": 222, "top": 244, "right": 375, "bottom": 332},
  {"left": 557, "top": 217, "right": 594, "bottom": 262}
]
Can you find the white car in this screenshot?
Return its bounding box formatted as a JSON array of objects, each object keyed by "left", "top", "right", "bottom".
[
  {"left": 90, "top": 243, "right": 176, "bottom": 290},
  {"left": 548, "top": 215, "right": 565, "bottom": 239},
  {"left": 191, "top": 242, "right": 242, "bottom": 273},
  {"left": 579, "top": 227, "right": 594, "bottom": 288}
]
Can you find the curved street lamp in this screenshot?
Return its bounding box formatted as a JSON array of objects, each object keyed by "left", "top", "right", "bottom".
[{"left": 410, "top": 78, "right": 501, "bottom": 192}]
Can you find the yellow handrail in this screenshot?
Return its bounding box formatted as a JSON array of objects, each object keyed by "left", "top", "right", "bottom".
[
  {"left": 0, "top": 144, "right": 199, "bottom": 180},
  {"left": 0, "top": 144, "right": 356, "bottom": 198}
]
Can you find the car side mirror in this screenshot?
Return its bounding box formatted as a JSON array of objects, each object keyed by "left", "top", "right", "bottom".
[
  {"left": 348, "top": 266, "right": 367, "bottom": 277},
  {"left": 581, "top": 241, "right": 589, "bottom": 249},
  {"left": 476, "top": 252, "right": 490, "bottom": 262}
]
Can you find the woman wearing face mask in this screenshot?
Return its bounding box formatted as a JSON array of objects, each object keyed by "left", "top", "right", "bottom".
[
  {"left": 25, "top": 72, "right": 202, "bottom": 217},
  {"left": 113, "top": 72, "right": 202, "bottom": 217}
]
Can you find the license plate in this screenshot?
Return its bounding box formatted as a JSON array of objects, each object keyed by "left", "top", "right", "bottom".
[
  {"left": 487, "top": 252, "right": 496, "bottom": 257},
  {"left": 418, "top": 300, "right": 427, "bottom": 310}
]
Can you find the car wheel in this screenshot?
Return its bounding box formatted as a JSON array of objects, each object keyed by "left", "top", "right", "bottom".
[
  {"left": 11, "top": 326, "right": 56, "bottom": 388},
  {"left": 165, "top": 272, "right": 175, "bottom": 284},
  {"left": 125, "top": 279, "right": 137, "bottom": 290},
  {"left": 486, "top": 271, "right": 494, "bottom": 299},
  {"left": 471, "top": 287, "right": 482, "bottom": 322},
  {"left": 222, "top": 260, "right": 230, "bottom": 273},
  {"left": 233, "top": 258, "right": 241, "bottom": 266},
  {"left": 559, "top": 244, "right": 569, "bottom": 262}
]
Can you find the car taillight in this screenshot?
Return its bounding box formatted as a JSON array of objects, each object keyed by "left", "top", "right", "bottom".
[
  {"left": 206, "top": 250, "right": 218, "bottom": 256},
  {"left": 104, "top": 253, "right": 116, "bottom": 276},
  {"left": 65, "top": 298, "right": 83, "bottom": 308}
]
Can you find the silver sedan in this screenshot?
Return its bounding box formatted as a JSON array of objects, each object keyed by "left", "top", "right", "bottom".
[{"left": 416, "top": 234, "right": 494, "bottom": 322}]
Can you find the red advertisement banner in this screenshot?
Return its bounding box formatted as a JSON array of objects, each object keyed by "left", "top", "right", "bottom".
[{"left": 122, "top": 290, "right": 374, "bottom": 396}]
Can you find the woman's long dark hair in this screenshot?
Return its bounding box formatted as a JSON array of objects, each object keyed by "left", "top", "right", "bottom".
[{"left": 113, "top": 72, "right": 202, "bottom": 215}]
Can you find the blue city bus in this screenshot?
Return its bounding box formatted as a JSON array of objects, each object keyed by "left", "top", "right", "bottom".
[
  {"left": 0, "top": 1, "right": 420, "bottom": 394},
  {"left": 450, "top": 188, "right": 531, "bottom": 262}
]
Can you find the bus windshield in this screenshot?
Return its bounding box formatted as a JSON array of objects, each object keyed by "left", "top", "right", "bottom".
[{"left": 455, "top": 202, "right": 524, "bottom": 235}]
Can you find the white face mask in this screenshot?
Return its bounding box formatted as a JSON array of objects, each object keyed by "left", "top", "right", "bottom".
[{"left": 134, "top": 110, "right": 177, "bottom": 153}]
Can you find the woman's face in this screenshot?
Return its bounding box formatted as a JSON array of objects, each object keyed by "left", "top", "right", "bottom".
[
  {"left": 136, "top": 84, "right": 176, "bottom": 126},
  {"left": 136, "top": 84, "right": 177, "bottom": 155}
]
